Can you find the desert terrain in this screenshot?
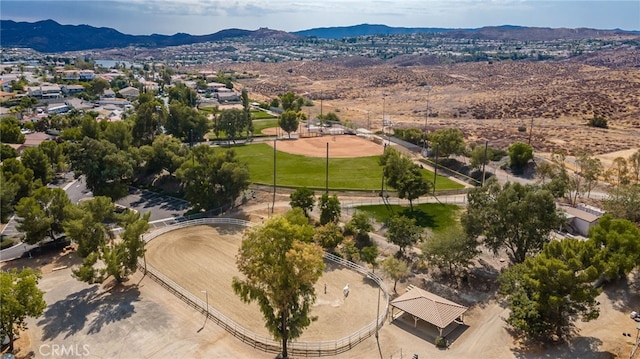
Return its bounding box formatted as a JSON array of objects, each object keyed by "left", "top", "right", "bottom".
[{"left": 231, "top": 55, "right": 640, "bottom": 157}]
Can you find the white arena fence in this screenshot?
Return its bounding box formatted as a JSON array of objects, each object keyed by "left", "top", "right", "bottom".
[{"left": 139, "top": 217, "right": 390, "bottom": 356}]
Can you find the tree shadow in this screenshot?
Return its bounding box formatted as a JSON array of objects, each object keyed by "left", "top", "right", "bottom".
[
  {"left": 511, "top": 336, "right": 610, "bottom": 359},
  {"left": 399, "top": 208, "right": 435, "bottom": 229},
  {"left": 37, "top": 284, "right": 140, "bottom": 340},
  {"left": 602, "top": 277, "right": 640, "bottom": 312}
]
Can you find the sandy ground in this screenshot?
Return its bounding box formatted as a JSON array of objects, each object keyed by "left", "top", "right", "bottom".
[
  {"left": 145, "top": 224, "right": 380, "bottom": 341},
  {"left": 3, "top": 224, "right": 640, "bottom": 358},
  {"left": 263, "top": 132, "right": 384, "bottom": 158}
]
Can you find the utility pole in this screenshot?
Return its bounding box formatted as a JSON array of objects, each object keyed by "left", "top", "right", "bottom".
[
  {"left": 382, "top": 92, "right": 387, "bottom": 141},
  {"left": 433, "top": 144, "right": 438, "bottom": 195},
  {"left": 325, "top": 142, "right": 329, "bottom": 194},
  {"left": 482, "top": 141, "right": 488, "bottom": 186},
  {"left": 272, "top": 140, "right": 276, "bottom": 214},
  {"left": 424, "top": 84, "right": 431, "bottom": 156}
]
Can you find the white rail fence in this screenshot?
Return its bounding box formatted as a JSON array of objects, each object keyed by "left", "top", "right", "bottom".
[{"left": 139, "top": 217, "right": 390, "bottom": 356}]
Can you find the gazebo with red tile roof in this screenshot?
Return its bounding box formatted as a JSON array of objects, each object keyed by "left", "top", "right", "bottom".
[{"left": 390, "top": 285, "right": 468, "bottom": 337}]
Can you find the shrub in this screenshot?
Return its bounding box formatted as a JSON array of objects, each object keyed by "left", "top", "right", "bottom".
[
  {"left": 588, "top": 116, "right": 608, "bottom": 129},
  {"left": 517, "top": 126, "right": 527, "bottom": 132},
  {"left": 0, "top": 237, "right": 16, "bottom": 250},
  {"left": 435, "top": 336, "right": 448, "bottom": 349}
]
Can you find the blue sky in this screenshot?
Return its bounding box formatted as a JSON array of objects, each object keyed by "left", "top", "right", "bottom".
[{"left": 2, "top": 0, "right": 639, "bottom": 35}]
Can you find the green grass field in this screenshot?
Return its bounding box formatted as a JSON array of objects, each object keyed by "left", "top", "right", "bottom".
[
  {"left": 354, "top": 203, "right": 460, "bottom": 231},
  {"left": 251, "top": 110, "right": 277, "bottom": 120},
  {"left": 252, "top": 119, "right": 279, "bottom": 134},
  {"left": 231, "top": 143, "right": 464, "bottom": 191}
]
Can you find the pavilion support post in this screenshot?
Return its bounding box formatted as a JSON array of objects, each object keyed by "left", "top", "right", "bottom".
[
  {"left": 439, "top": 327, "right": 443, "bottom": 336},
  {"left": 413, "top": 316, "right": 419, "bottom": 327}
]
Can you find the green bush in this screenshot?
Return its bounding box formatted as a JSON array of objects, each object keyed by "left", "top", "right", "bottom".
[
  {"left": 517, "top": 126, "right": 527, "bottom": 132},
  {"left": 588, "top": 116, "right": 608, "bottom": 129},
  {"left": 435, "top": 335, "right": 447, "bottom": 349},
  {"left": 0, "top": 237, "right": 16, "bottom": 250}
]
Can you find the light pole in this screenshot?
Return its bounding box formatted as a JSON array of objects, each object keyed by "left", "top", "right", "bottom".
[
  {"left": 423, "top": 84, "right": 432, "bottom": 156},
  {"left": 382, "top": 91, "right": 387, "bottom": 142},
  {"left": 201, "top": 290, "right": 208, "bottom": 325}
]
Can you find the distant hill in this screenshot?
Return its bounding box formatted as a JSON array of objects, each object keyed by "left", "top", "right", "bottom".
[
  {"left": 0, "top": 20, "right": 298, "bottom": 53},
  {"left": 1, "top": 19, "right": 638, "bottom": 53},
  {"left": 292, "top": 24, "right": 464, "bottom": 39},
  {"left": 294, "top": 23, "right": 639, "bottom": 41}
]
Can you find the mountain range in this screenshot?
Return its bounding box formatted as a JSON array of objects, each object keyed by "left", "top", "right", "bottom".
[{"left": 1, "top": 19, "right": 638, "bottom": 53}]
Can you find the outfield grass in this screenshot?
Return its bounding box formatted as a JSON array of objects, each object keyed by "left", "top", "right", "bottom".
[
  {"left": 251, "top": 110, "right": 277, "bottom": 119},
  {"left": 252, "top": 120, "right": 278, "bottom": 134},
  {"left": 354, "top": 203, "right": 460, "bottom": 232},
  {"left": 231, "top": 143, "right": 464, "bottom": 191}
]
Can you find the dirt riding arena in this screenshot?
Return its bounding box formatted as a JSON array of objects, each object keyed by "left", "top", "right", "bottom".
[
  {"left": 145, "top": 224, "right": 380, "bottom": 341},
  {"left": 263, "top": 133, "right": 384, "bottom": 158}
]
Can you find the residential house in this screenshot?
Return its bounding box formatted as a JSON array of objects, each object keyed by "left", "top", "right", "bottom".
[
  {"left": 79, "top": 70, "right": 96, "bottom": 81},
  {"left": 0, "top": 91, "right": 15, "bottom": 102},
  {"left": 143, "top": 81, "right": 159, "bottom": 92},
  {"left": 61, "top": 84, "right": 85, "bottom": 95},
  {"left": 560, "top": 203, "right": 605, "bottom": 237},
  {"left": 119, "top": 86, "right": 140, "bottom": 99},
  {"left": 206, "top": 82, "right": 226, "bottom": 93},
  {"left": 103, "top": 89, "right": 116, "bottom": 98},
  {"left": 27, "top": 84, "right": 62, "bottom": 99},
  {"left": 0, "top": 80, "right": 11, "bottom": 92},
  {"left": 216, "top": 91, "right": 240, "bottom": 103}
]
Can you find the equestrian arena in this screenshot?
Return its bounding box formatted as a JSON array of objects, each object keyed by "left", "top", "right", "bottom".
[{"left": 143, "top": 218, "right": 389, "bottom": 356}]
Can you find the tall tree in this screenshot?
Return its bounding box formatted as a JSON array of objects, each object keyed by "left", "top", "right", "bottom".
[
  {"left": 386, "top": 215, "right": 423, "bottom": 256},
  {"left": 380, "top": 147, "right": 430, "bottom": 211},
  {"left": 1, "top": 158, "right": 37, "bottom": 201},
  {"left": 0, "top": 117, "right": 25, "bottom": 144},
  {"left": 0, "top": 268, "right": 46, "bottom": 352},
  {"left": 233, "top": 213, "right": 325, "bottom": 359},
  {"left": 38, "top": 140, "right": 68, "bottom": 173},
  {"left": 279, "top": 110, "right": 300, "bottom": 139},
  {"left": 140, "top": 134, "right": 188, "bottom": 175},
  {"left": 602, "top": 184, "right": 640, "bottom": 224},
  {"left": 428, "top": 127, "right": 465, "bottom": 158},
  {"left": 422, "top": 226, "right": 478, "bottom": 278},
  {"left": 576, "top": 151, "right": 603, "bottom": 198},
  {"left": 508, "top": 142, "right": 534, "bottom": 173},
  {"left": 382, "top": 256, "right": 410, "bottom": 293},
  {"left": 588, "top": 215, "right": 640, "bottom": 281},
  {"left": 344, "top": 211, "right": 374, "bottom": 245},
  {"left": 318, "top": 194, "right": 341, "bottom": 225},
  {"left": 360, "top": 244, "right": 379, "bottom": 273},
  {"left": 313, "top": 222, "right": 344, "bottom": 252},
  {"left": 132, "top": 93, "right": 166, "bottom": 146},
  {"left": 499, "top": 239, "right": 601, "bottom": 342},
  {"left": 20, "top": 146, "right": 54, "bottom": 185},
  {"left": 102, "top": 120, "right": 133, "bottom": 150},
  {"left": 461, "top": 179, "right": 564, "bottom": 263},
  {"left": 217, "top": 108, "right": 246, "bottom": 145},
  {"left": 69, "top": 137, "right": 135, "bottom": 198},
  {"left": 289, "top": 187, "right": 315, "bottom": 218},
  {"left": 469, "top": 144, "right": 493, "bottom": 172},
  {"left": 629, "top": 149, "right": 640, "bottom": 185},
  {"left": 15, "top": 187, "right": 71, "bottom": 244},
  {"left": 280, "top": 92, "right": 299, "bottom": 112},
  {"left": 176, "top": 146, "right": 250, "bottom": 211},
  {"left": 0, "top": 172, "right": 18, "bottom": 223},
  {"left": 166, "top": 102, "right": 209, "bottom": 142},
  {"left": 64, "top": 196, "right": 150, "bottom": 283}
]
